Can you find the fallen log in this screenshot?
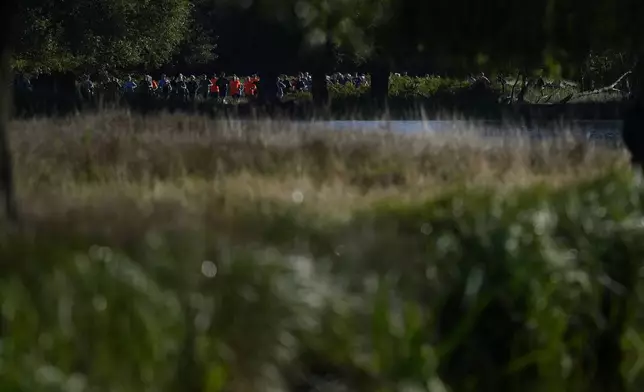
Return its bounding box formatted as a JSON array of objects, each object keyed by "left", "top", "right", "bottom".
[{"left": 573, "top": 71, "right": 632, "bottom": 98}]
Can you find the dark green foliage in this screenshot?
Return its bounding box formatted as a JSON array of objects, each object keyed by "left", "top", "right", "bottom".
[
  {"left": 14, "top": 0, "right": 193, "bottom": 72},
  {"left": 12, "top": 0, "right": 644, "bottom": 84},
  {"left": 167, "top": 0, "right": 218, "bottom": 67}
]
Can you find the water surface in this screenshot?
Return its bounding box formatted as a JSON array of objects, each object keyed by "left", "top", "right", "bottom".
[{"left": 320, "top": 120, "right": 623, "bottom": 144}]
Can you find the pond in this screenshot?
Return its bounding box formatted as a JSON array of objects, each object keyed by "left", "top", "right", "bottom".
[{"left": 318, "top": 120, "right": 623, "bottom": 145}]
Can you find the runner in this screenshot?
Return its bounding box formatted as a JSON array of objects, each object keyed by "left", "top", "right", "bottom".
[
  {"left": 243, "top": 76, "right": 256, "bottom": 97},
  {"left": 123, "top": 76, "right": 137, "bottom": 93},
  {"left": 216, "top": 73, "right": 229, "bottom": 101},
  {"left": 210, "top": 74, "right": 219, "bottom": 96},
  {"left": 199, "top": 74, "right": 212, "bottom": 100},
  {"left": 230, "top": 75, "right": 241, "bottom": 98}
]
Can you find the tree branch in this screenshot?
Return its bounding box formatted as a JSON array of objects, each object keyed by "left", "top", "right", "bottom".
[{"left": 574, "top": 70, "right": 632, "bottom": 98}]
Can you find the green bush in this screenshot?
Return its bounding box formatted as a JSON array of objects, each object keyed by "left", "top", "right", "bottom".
[
  {"left": 388, "top": 74, "right": 471, "bottom": 98},
  {"left": 323, "top": 75, "right": 475, "bottom": 99},
  {"left": 3, "top": 170, "right": 644, "bottom": 391}
]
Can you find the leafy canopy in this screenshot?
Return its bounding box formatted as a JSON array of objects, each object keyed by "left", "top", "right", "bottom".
[{"left": 14, "top": 0, "right": 194, "bottom": 72}]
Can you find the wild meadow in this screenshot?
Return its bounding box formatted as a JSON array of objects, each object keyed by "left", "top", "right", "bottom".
[{"left": 2, "top": 111, "right": 643, "bottom": 391}]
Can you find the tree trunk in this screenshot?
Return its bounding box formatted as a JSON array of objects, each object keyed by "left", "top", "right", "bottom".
[
  {"left": 311, "top": 43, "right": 331, "bottom": 110},
  {"left": 370, "top": 60, "right": 389, "bottom": 109},
  {"left": 622, "top": 58, "right": 644, "bottom": 169},
  {"left": 0, "top": 0, "right": 17, "bottom": 221},
  {"left": 258, "top": 71, "right": 279, "bottom": 104},
  {"left": 311, "top": 69, "right": 329, "bottom": 108},
  {"left": 516, "top": 72, "right": 528, "bottom": 103}
]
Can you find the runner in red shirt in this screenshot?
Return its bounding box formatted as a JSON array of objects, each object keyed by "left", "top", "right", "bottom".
[
  {"left": 230, "top": 76, "right": 241, "bottom": 98},
  {"left": 243, "top": 77, "right": 257, "bottom": 97},
  {"left": 209, "top": 74, "right": 219, "bottom": 95}
]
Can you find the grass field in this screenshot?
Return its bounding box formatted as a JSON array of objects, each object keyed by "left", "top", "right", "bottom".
[{"left": 2, "top": 111, "right": 643, "bottom": 391}]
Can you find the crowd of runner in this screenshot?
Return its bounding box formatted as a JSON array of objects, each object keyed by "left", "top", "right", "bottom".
[{"left": 14, "top": 71, "right": 371, "bottom": 105}]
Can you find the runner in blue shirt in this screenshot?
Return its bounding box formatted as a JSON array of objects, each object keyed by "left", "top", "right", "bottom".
[{"left": 123, "top": 76, "right": 137, "bottom": 93}]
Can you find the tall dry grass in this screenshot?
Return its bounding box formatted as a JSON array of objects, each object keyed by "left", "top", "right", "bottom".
[{"left": 9, "top": 111, "right": 626, "bottom": 223}]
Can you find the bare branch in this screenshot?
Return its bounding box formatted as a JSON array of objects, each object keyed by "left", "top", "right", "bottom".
[{"left": 575, "top": 70, "right": 632, "bottom": 98}]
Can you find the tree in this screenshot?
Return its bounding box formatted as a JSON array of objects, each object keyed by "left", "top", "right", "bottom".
[
  {"left": 292, "top": 0, "right": 392, "bottom": 107},
  {"left": 0, "top": 0, "right": 18, "bottom": 221},
  {"left": 535, "top": 0, "right": 644, "bottom": 168},
  {"left": 208, "top": 1, "right": 302, "bottom": 103},
  {"left": 168, "top": 0, "right": 218, "bottom": 69},
  {"left": 14, "top": 0, "right": 195, "bottom": 73},
  {"left": 213, "top": 0, "right": 391, "bottom": 106}
]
